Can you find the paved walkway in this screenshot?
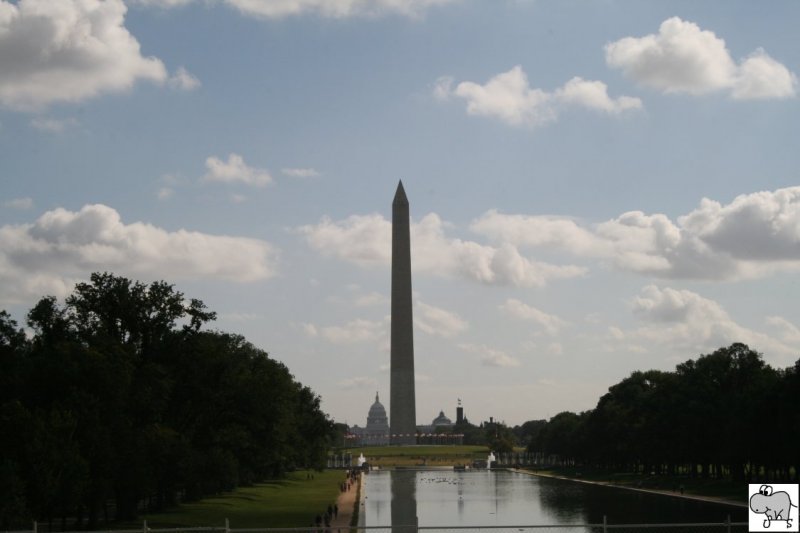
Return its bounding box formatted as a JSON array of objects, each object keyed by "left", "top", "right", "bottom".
[{"left": 329, "top": 472, "right": 362, "bottom": 531}]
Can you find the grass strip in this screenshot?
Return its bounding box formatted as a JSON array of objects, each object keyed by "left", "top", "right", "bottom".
[
  {"left": 137, "top": 470, "right": 346, "bottom": 529},
  {"left": 345, "top": 445, "right": 489, "bottom": 467}
]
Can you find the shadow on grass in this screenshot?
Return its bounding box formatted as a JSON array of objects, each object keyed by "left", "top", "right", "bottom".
[{"left": 133, "top": 470, "right": 346, "bottom": 529}]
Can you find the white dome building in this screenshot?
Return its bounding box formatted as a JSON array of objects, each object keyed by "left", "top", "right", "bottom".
[
  {"left": 348, "top": 392, "right": 390, "bottom": 446},
  {"left": 432, "top": 410, "right": 453, "bottom": 427}
]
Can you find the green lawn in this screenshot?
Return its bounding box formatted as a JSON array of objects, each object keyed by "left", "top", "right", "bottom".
[
  {"left": 137, "top": 470, "right": 346, "bottom": 528},
  {"left": 129, "top": 447, "right": 488, "bottom": 528},
  {"left": 345, "top": 445, "right": 489, "bottom": 466}
]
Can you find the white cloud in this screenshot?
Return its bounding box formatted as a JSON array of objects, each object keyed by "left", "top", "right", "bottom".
[
  {"left": 131, "top": 0, "right": 194, "bottom": 8},
  {"left": 472, "top": 187, "right": 800, "bottom": 281},
  {"left": 4, "top": 198, "right": 34, "bottom": 210},
  {"left": 203, "top": 153, "right": 273, "bottom": 187},
  {"left": 632, "top": 285, "right": 728, "bottom": 324},
  {"left": 319, "top": 317, "right": 387, "bottom": 344},
  {"left": 499, "top": 298, "right": 567, "bottom": 335},
  {"left": 30, "top": 117, "right": 79, "bottom": 132},
  {"left": 133, "top": 0, "right": 459, "bottom": 17},
  {"left": 281, "top": 167, "right": 320, "bottom": 178},
  {"left": 472, "top": 210, "right": 608, "bottom": 255},
  {"left": 617, "top": 285, "right": 799, "bottom": 362},
  {"left": 605, "top": 17, "right": 797, "bottom": 100},
  {"left": 594, "top": 210, "right": 724, "bottom": 278},
  {"left": 415, "top": 301, "right": 468, "bottom": 338},
  {"left": 451, "top": 66, "right": 553, "bottom": 126},
  {"left": 0, "top": 204, "right": 278, "bottom": 305},
  {"left": 608, "top": 326, "right": 625, "bottom": 340},
  {"left": 733, "top": 49, "right": 797, "bottom": 100},
  {"left": 354, "top": 291, "right": 387, "bottom": 307},
  {"left": 156, "top": 187, "right": 174, "bottom": 201},
  {"left": 222, "top": 0, "right": 456, "bottom": 19},
  {"left": 338, "top": 376, "right": 377, "bottom": 390},
  {"left": 459, "top": 343, "right": 521, "bottom": 368},
  {"left": 555, "top": 77, "right": 643, "bottom": 113},
  {"left": 298, "top": 214, "right": 390, "bottom": 267},
  {"left": 156, "top": 173, "right": 187, "bottom": 201},
  {"left": 432, "top": 75, "right": 454, "bottom": 101},
  {"left": 167, "top": 67, "right": 201, "bottom": 91},
  {"left": 765, "top": 316, "right": 800, "bottom": 344},
  {"left": 0, "top": 0, "right": 168, "bottom": 110},
  {"left": 678, "top": 187, "right": 800, "bottom": 262},
  {"left": 298, "top": 212, "right": 585, "bottom": 287},
  {"left": 438, "top": 66, "right": 641, "bottom": 127}
]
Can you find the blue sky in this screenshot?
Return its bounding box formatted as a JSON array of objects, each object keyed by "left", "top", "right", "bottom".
[{"left": 2, "top": 0, "right": 799, "bottom": 426}]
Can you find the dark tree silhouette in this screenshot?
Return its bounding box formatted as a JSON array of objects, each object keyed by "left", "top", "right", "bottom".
[
  {"left": 527, "top": 343, "right": 798, "bottom": 482},
  {"left": 0, "top": 273, "right": 335, "bottom": 529}
]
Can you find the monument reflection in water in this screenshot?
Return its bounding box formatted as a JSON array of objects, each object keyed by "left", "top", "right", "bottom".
[
  {"left": 391, "top": 470, "right": 418, "bottom": 533},
  {"left": 362, "top": 470, "right": 747, "bottom": 529}
]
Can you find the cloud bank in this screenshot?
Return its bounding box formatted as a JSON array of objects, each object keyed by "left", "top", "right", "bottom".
[
  {"left": 607, "top": 285, "right": 800, "bottom": 363},
  {"left": 606, "top": 17, "right": 797, "bottom": 100},
  {"left": 300, "top": 187, "right": 800, "bottom": 285},
  {"left": 459, "top": 343, "right": 521, "bottom": 368},
  {"left": 0, "top": 204, "right": 278, "bottom": 304},
  {"left": 133, "top": 0, "right": 456, "bottom": 18},
  {"left": 0, "top": 0, "right": 173, "bottom": 110},
  {"left": 298, "top": 212, "right": 586, "bottom": 287},
  {"left": 500, "top": 298, "right": 567, "bottom": 336},
  {"left": 472, "top": 186, "right": 800, "bottom": 281},
  {"left": 415, "top": 301, "right": 468, "bottom": 338},
  {"left": 435, "top": 66, "right": 641, "bottom": 127}
]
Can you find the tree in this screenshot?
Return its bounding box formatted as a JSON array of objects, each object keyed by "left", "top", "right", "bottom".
[
  {"left": 0, "top": 272, "right": 335, "bottom": 526},
  {"left": 516, "top": 419, "right": 546, "bottom": 450},
  {"left": 533, "top": 411, "right": 586, "bottom": 466},
  {"left": 0, "top": 313, "right": 32, "bottom": 529}
]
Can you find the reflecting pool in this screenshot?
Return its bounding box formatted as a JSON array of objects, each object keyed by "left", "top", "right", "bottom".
[{"left": 361, "top": 470, "right": 747, "bottom": 528}]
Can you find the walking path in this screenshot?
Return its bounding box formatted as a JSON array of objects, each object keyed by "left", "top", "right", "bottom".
[
  {"left": 330, "top": 472, "right": 362, "bottom": 531},
  {"left": 511, "top": 469, "right": 748, "bottom": 509}
]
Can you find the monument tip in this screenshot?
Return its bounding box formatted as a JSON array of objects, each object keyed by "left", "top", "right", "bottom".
[{"left": 393, "top": 180, "right": 408, "bottom": 206}]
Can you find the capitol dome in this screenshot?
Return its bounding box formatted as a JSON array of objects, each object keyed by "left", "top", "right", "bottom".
[
  {"left": 432, "top": 410, "right": 453, "bottom": 427},
  {"left": 367, "top": 392, "right": 388, "bottom": 427}
]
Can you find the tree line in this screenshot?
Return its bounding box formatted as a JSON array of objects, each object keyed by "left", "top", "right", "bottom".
[
  {"left": 0, "top": 273, "right": 335, "bottom": 530},
  {"left": 520, "top": 343, "right": 799, "bottom": 482}
]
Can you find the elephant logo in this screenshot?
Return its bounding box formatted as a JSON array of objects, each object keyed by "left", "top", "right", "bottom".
[{"left": 749, "top": 484, "right": 799, "bottom": 531}]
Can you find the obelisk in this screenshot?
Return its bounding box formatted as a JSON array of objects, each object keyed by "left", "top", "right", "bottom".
[{"left": 390, "top": 180, "right": 416, "bottom": 445}]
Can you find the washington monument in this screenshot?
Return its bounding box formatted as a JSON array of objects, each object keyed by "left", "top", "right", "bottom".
[{"left": 390, "top": 180, "right": 417, "bottom": 445}]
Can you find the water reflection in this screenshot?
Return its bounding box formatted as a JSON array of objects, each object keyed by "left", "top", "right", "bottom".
[
  {"left": 363, "top": 470, "right": 747, "bottom": 528},
  {"left": 537, "top": 477, "right": 747, "bottom": 524},
  {"left": 391, "top": 469, "right": 417, "bottom": 533}
]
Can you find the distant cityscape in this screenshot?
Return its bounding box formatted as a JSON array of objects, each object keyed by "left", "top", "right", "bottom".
[{"left": 346, "top": 393, "right": 466, "bottom": 446}]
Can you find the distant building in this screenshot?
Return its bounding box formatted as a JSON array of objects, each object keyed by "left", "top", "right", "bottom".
[
  {"left": 416, "top": 402, "right": 463, "bottom": 445},
  {"left": 347, "top": 396, "right": 464, "bottom": 446},
  {"left": 347, "top": 392, "right": 390, "bottom": 446},
  {"left": 417, "top": 409, "right": 453, "bottom": 434},
  {"left": 432, "top": 410, "right": 453, "bottom": 427}
]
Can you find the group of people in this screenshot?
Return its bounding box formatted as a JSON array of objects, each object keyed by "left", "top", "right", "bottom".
[
  {"left": 313, "top": 470, "right": 359, "bottom": 530},
  {"left": 314, "top": 503, "right": 339, "bottom": 529},
  {"left": 340, "top": 469, "right": 358, "bottom": 493}
]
